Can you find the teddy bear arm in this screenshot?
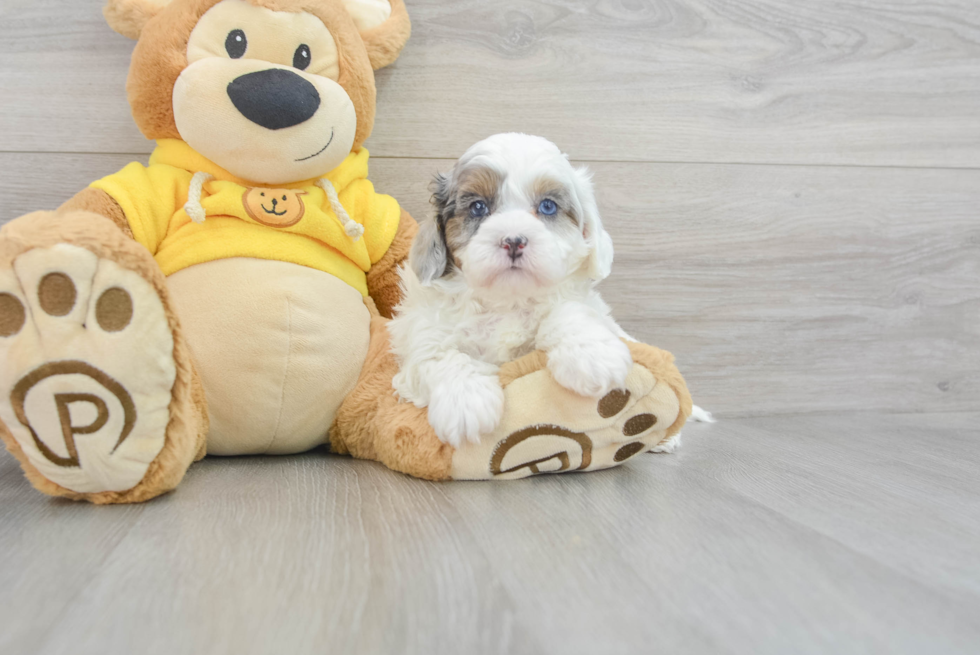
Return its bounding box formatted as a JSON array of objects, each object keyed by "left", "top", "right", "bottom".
[
  {"left": 365, "top": 208, "right": 418, "bottom": 318},
  {"left": 59, "top": 188, "right": 135, "bottom": 240}
]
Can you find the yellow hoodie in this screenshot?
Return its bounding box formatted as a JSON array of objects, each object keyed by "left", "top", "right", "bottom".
[{"left": 91, "top": 139, "right": 401, "bottom": 296}]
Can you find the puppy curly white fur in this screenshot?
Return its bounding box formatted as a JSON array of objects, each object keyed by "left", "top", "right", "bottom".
[{"left": 388, "top": 133, "right": 634, "bottom": 447}]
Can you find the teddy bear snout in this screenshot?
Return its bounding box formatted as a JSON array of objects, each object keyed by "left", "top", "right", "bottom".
[{"left": 227, "top": 68, "right": 321, "bottom": 131}]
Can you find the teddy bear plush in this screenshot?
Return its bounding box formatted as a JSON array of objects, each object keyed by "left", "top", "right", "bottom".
[{"left": 0, "top": 0, "right": 692, "bottom": 504}]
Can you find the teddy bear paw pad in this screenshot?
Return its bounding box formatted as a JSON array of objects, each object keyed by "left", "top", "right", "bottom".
[
  {"left": 0, "top": 245, "right": 176, "bottom": 493},
  {"left": 450, "top": 360, "right": 681, "bottom": 480}
]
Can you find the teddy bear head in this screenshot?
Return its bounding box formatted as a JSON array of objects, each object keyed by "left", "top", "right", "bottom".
[{"left": 104, "top": 0, "right": 410, "bottom": 185}]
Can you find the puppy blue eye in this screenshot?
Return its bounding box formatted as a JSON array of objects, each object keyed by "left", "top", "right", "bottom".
[
  {"left": 225, "top": 30, "right": 247, "bottom": 59},
  {"left": 469, "top": 201, "right": 489, "bottom": 219},
  {"left": 538, "top": 199, "right": 558, "bottom": 216}
]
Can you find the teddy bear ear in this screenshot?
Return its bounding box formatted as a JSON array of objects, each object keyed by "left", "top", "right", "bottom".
[
  {"left": 342, "top": 0, "right": 411, "bottom": 70},
  {"left": 103, "top": 0, "right": 171, "bottom": 40}
]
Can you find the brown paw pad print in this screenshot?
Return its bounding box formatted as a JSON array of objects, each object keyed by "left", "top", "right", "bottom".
[
  {"left": 94, "top": 287, "right": 134, "bottom": 332},
  {"left": 38, "top": 272, "right": 77, "bottom": 316},
  {"left": 2, "top": 274, "right": 134, "bottom": 337},
  {"left": 0, "top": 293, "right": 26, "bottom": 337},
  {"left": 598, "top": 389, "right": 658, "bottom": 435},
  {"left": 600, "top": 389, "right": 659, "bottom": 463},
  {"left": 39, "top": 273, "right": 133, "bottom": 332}
]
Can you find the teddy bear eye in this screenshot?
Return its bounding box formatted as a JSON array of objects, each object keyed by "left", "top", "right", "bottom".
[
  {"left": 293, "top": 44, "right": 311, "bottom": 71},
  {"left": 225, "top": 29, "right": 247, "bottom": 59}
]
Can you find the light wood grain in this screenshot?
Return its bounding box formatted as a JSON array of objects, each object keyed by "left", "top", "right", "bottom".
[
  {"left": 593, "top": 160, "right": 980, "bottom": 416},
  {"left": 2, "top": 0, "right": 980, "bottom": 166},
  {"left": 3, "top": 153, "right": 977, "bottom": 416},
  {"left": 2, "top": 413, "right": 979, "bottom": 655}
]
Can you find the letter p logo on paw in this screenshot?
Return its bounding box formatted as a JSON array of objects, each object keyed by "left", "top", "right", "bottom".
[{"left": 10, "top": 361, "right": 136, "bottom": 469}]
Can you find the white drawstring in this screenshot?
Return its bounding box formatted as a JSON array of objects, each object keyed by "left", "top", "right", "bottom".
[
  {"left": 317, "top": 178, "right": 364, "bottom": 241},
  {"left": 183, "top": 172, "right": 214, "bottom": 224}
]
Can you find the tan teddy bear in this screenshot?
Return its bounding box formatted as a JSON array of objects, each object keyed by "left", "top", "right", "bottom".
[{"left": 0, "top": 0, "right": 692, "bottom": 504}]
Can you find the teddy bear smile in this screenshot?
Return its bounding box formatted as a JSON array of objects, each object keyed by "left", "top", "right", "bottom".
[
  {"left": 261, "top": 202, "right": 288, "bottom": 216},
  {"left": 296, "top": 128, "right": 335, "bottom": 162}
]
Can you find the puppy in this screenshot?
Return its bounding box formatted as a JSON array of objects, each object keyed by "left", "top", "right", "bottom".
[{"left": 387, "top": 133, "right": 636, "bottom": 447}]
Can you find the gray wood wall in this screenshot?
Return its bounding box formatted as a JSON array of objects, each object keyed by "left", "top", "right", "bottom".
[{"left": 2, "top": 0, "right": 978, "bottom": 418}]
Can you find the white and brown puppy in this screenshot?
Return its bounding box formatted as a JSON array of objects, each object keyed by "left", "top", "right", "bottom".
[{"left": 388, "top": 133, "right": 635, "bottom": 447}]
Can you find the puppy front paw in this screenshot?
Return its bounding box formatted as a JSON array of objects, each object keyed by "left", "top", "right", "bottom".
[
  {"left": 547, "top": 337, "right": 633, "bottom": 398},
  {"left": 427, "top": 375, "right": 505, "bottom": 448}
]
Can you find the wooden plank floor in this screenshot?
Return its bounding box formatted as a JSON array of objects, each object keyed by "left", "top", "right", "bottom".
[
  {"left": 2, "top": 414, "right": 979, "bottom": 655},
  {"left": 4, "top": 0, "right": 980, "bottom": 166},
  {"left": 1, "top": 0, "right": 978, "bottom": 653}
]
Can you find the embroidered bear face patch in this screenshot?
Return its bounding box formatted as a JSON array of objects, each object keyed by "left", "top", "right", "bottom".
[{"left": 243, "top": 188, "right": 308, "bottom": 227}]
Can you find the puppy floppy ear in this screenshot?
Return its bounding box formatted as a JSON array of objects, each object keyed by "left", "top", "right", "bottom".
[
  {"left": 573, "top": 166, "right": 614, "bottom": 282},
  {"left": 410, "top": 219, "right": 448, "bottom": 285},
  {"left": 410, "top": 172, "right": 454, "bottom": 285},
  {"left": 103, "top": 0, "right": 169, "bottom": 39},
  {"left": 343, "top": 0, "right": 412, "bottom": 70}
]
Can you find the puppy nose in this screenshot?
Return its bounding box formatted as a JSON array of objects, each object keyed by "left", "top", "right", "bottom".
[
  {"left": 227, "top": 69, "right": 321, "bottom": 130},
  {"left": 501, "top": 235, "right": 528, "bottom": 261}
]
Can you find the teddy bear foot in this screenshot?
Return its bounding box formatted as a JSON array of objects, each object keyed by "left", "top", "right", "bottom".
[
  {"left": 330, "top": 314, "right": 692, "bottom": 482},
  {"left": 0, "top": 212, "right": 207, "bottom": 503},
  {"left": 449, "top": 342, "right": 692, "bottom": 480}
]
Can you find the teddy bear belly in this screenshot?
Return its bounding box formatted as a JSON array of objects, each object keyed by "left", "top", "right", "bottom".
[{"left": 166, "top": 258, "right": 371, "bottom": 456}]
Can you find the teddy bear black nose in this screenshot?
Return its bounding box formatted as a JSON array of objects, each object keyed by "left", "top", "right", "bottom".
[{"left": 227, "top": 68, "right": 321, "bottom": 130}]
